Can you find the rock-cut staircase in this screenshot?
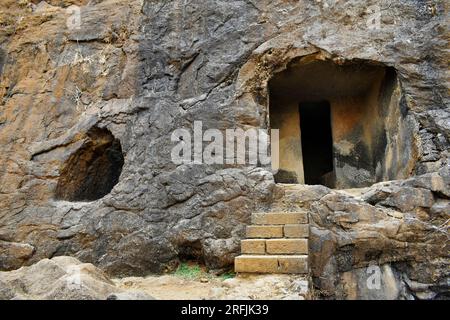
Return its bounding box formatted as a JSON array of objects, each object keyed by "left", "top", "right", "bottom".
[{"left": 234, "top": 211, "right": 309, "bottom": 274}]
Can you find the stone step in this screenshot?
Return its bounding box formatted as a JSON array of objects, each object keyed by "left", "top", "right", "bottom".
[
  {"left": 241, "top": 239, "right": 308, "bottom": 254},
  {"left": 246, "top": 224, "right": 309, "bottom": 239},
  {"left": 266, "top": 239, "right": 308, "bottom": 254},
  {"left": 234, "top": 255, "right": 308, "bottom": 274},
  {"left": 284, "top": 224, "right": 309, "bottom": 238},
  {"left": 246, "top": 225, "right": 283, "bottom": 238},
  {"left": 241, "top": 239, "right": 266, "bottom": 254},
  {"left": 251, "top": 212, "right": 308, "bottom": 225}
]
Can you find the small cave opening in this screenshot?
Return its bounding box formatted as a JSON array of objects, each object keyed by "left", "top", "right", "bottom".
[
  {"left": 55, "top": 127, "right": 124, "bottom": 201},
  {"left": 269, "top": 57, "right": 417, "bottom": 189},
  {"left": 177, "top": 240, "right": 205, "bottom": 264}
]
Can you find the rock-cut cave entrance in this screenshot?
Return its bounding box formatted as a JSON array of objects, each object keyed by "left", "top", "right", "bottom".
[
  {"left": 55, "top": 127, "right": 124, "bottom": 201},
  {"left": 269, "top": 57, "right": 416, "bottom": 189}
]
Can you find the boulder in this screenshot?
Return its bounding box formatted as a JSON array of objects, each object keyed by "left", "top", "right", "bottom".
[{"left": 0, "top": 256, "right": 154, "bottom": 300}]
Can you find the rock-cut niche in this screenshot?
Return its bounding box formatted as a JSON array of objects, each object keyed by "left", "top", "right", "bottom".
[
  {"left": 55, "top": 127, "right": 124, "bottom": 201},
  {"left": 269, "top": 58, "right": 416, "bottom": 189}
]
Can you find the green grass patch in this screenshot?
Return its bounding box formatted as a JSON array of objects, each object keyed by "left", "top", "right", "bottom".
[
  {"left": 220, "top": 271, "right": 236, "bottom": 280},
  {"left": 174, "top": 262, "right": 236, "bottom": 281},
  {"left": 174, "top": 262, "right": 204, "bottom": 279}
]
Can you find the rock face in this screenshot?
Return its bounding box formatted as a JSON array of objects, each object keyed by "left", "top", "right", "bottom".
[
  {"left": 0, "top": 256, "right": 154, "bottom": 300},
  {"left": 0, "top": 0, "right": 448, "bottom": 300},
  {"left": 272, "top": 168, "right": 449, "bottom": 299}
]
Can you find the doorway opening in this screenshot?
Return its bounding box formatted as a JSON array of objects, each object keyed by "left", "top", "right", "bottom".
[
  {"left": 299, "top": 101, "right": 334, "bottom": 186},
  {"left": 268, "top": 57, "right": 416, "bottom": 189}
]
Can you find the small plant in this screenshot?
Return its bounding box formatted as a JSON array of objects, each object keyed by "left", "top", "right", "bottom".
[
  {"left": 64, "top": 86, "right": 83, "bottom": 110},
  {"left": 220, "top": 271, "right": 236, "bottom": 280},
  {"left": 174, "top": 262, "right": 236, "bottom": 281},
  {"left": 18, "top": 0, "right": 30, "bottom": 8},
  {"left": 174, "top": 262, "right": 204, "bottom": 279}
]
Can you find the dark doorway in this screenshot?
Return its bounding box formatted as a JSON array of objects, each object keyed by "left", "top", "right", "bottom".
[{"left": 299, "top": 101, "right": 334, "bottom": 186}]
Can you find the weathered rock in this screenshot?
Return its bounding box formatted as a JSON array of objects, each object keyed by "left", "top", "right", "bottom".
[
  {"left": 362, "top": 184, "right": 435, "bottom": 211},
  {"left": 0, "top": 241, "right": 35, "bottom": 270},
  {"left": 379, "top": 187, "right": 434, "bottom": 212},
  {"left": 339, "top": 264, "right": 408, "bottom": 300},
  {"left": 0, "top": 279, "right": 16, "bottom": 300},
  {"left": 0, "top": 256, "right": 151, "bottom": 300},
  {"left": 106, "top": 291, "right": 155, "bottom": 300},
  {"left": 273, "top": 182, "right": 449, "bottom": 300},
  {"left": 403, "top": 167, "right": 450, "bottom": 198},
  {"left": 430, "top": 200, "right": 450, "bottom": 216}
]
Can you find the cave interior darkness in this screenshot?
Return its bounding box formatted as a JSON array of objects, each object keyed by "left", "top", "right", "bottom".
[{"left": 55, "top": 127, "right": 124, "bottom": 202}]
